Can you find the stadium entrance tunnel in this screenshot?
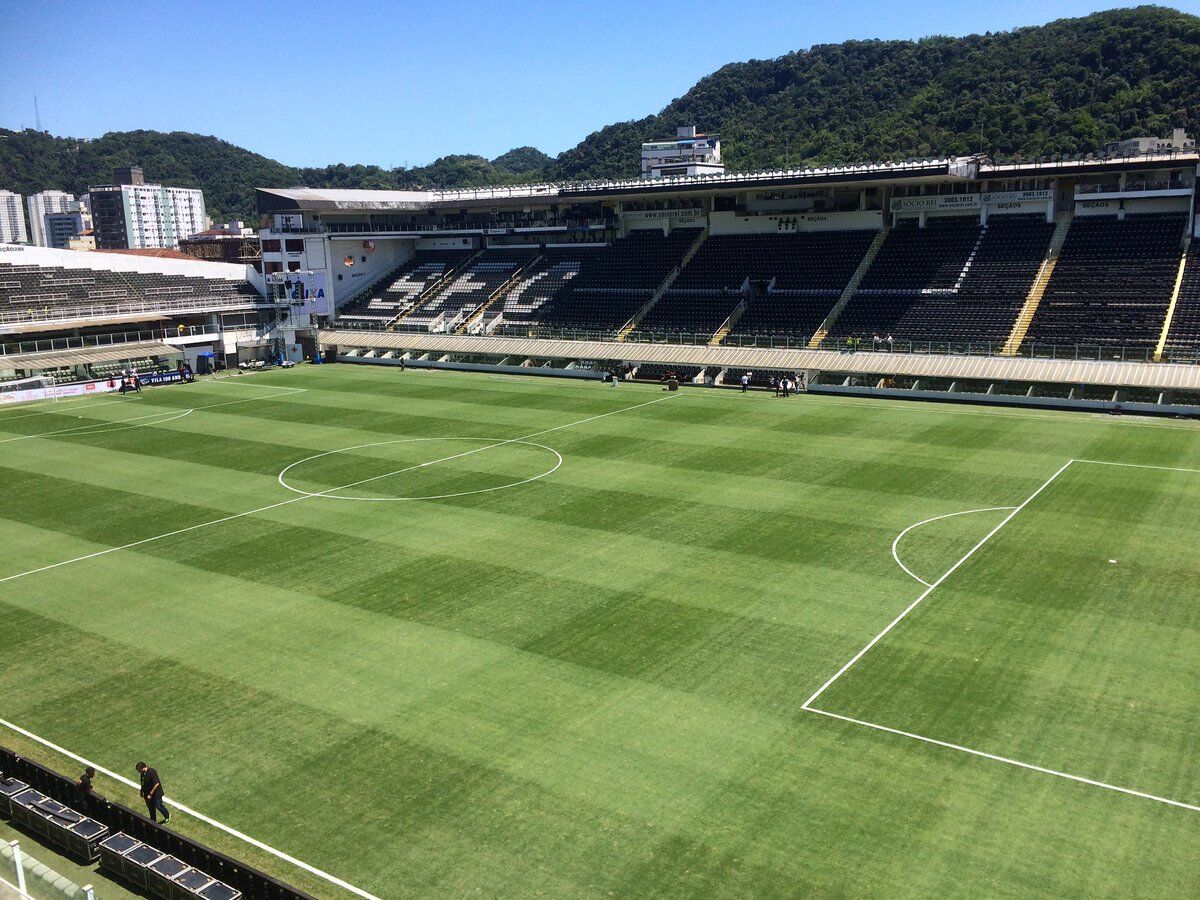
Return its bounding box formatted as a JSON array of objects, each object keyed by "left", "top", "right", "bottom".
[{"left": 278, "top": 437, "right": 563, "bottom": 501}]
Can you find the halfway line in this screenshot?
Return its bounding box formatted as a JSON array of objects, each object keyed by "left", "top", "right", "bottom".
[{"left": 0, "top": 393, "right": 677, "bottom": 586}]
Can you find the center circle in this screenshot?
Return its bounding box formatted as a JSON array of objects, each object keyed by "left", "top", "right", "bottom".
[{"left": 278, "top": 437, "right": 563, "bottom": 501}]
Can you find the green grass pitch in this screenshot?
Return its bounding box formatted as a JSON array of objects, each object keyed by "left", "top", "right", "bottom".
[{"left": 1, "top": 365, "right": 1199, "bottom": 898}]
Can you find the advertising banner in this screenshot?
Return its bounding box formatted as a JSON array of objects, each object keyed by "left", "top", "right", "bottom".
[
  {"left": 137, "top": 370, "right": 186, "bottom": 387},
  {"left": 891, "top": 194, "right": 981, "bottom": 213},
  {"left": 269, "top": 270, "right": 330, "bottom": 316},
  {"left": 980, "top": 190, "right": 1052, "bottom": 204},
  {"left": 0, "top": 378, "right": 122, "bottom": 405}
]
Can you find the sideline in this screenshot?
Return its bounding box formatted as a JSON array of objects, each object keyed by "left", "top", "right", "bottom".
[{"left": 0, "top": 717, "right": 381, "bottom": 899}]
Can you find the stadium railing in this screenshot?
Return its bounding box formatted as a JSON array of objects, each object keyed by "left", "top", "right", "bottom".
[
  {"left": 0, "top": 749, "right": 312, "bottom": 900},
  {"left": 324, "top": 321, "right": 1200, "bottom": 365},
  {"left": 0, "top": 298, "right": 271, "bottom": 328},
  {"left": 0, "top": 324, "right": 233, "bottom": 359}
]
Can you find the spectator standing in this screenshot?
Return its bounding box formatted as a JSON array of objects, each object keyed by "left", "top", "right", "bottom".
[
  {"left": 75, "top": 766, "right": 95, "bottom": 805},
  {"left": 740, "top": 373, "right": 750, "bottom": 393},
  {"left": 136, "top": 762, "right": 170, "bottom": 824},
  {"left": 887, "top": 334, "right": 894, "bottom": 351}
]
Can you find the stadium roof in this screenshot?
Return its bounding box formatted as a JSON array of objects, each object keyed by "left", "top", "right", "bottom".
[
  {"left": 97, "top": 247, "right": 197, "bottom": 261},
  {"left": 258, "top": 147, "right": 1200, "bottom": 214},
  {"left": 256, "top": 188, "right": 440, "bottom": 213},
  {"left": 0, "top": 340, "right": 177, "bottom": 370}
]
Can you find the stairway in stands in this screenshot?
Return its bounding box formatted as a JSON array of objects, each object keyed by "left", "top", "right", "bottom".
[
  {"left": 616, "top": 228, "right": 708, "bottom": 341},
  {"left": 390, "top": 248, "right": 484, "bottom": 326},
  {"left": 1154, "top": 236, "right": 1192, "bottom": 360},
  {"left": 807, "top": 226, "right": 889, "bottom": 348},
  {"left": 1001, "top": 212, "right": 1073, "bottom": 355},
  {"left": 708, "top": 299, "right": 748, "bottom": 345}
]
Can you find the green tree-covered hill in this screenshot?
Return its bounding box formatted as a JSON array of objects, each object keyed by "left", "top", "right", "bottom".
[{"left": 1, "top": 7, "right": 1196, "bottom": 221}]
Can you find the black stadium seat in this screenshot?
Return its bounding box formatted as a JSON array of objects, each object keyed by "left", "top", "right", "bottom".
[
  {"left": 0, "top": 261, "right": 261, "bottom": 324},
  {"left": 536, "top": 228, "right": 701, "bottom": 332},
  {"left": 335, "top": 249, "right": 474, "bottom": 326},
  {"left": 1021, "top": 212, "right": 1187, "bottom": 352},
  {"left": 1163, "top": 247, "right": 1200, "bottom": 356},
  {"left": 830, "top": 214, "right": 1054, "bottom": 345}
]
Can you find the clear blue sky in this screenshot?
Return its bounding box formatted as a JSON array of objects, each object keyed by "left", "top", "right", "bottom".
[{"left": 1, "top": 1, "right": 1197, "bottom": 169}]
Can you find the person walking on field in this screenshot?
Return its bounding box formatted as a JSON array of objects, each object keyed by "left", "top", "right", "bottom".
[
  {"left": 740, "top": 372, "right": 750, "bottom": 393},
  {"left": 136, "top": 762, "right": 170, "bottom": 824}
]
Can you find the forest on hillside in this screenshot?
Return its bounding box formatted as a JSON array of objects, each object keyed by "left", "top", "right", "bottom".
[{"left": 1, "top": 6, "right": 1196, "bottom": 222}]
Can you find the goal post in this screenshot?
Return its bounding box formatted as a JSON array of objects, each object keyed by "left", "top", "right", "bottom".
[{"left": 0, "top": 376, "right": 57, "bottom": 406}]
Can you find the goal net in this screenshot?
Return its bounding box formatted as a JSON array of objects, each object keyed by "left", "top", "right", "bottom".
[{"left": 0, "top": 375, "right": 57, "bottom": 405}]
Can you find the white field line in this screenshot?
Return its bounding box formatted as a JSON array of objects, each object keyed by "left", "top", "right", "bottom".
[
  {"left": 810, "top": 456, "right": 1200, "bottom": 814},
  {"left": 277, "top": 437, "right": 564, "bottom": 501},
  {"left": 805, "top": 707, "right": 1200, "bottom": 814},
  {"left": 0, "top": 397, "right": 130, "bottom": 421},
  {"left": 684, "top": 386, "right": 1200, "bottom": 431},
  {"left": 0, "top": 379, "right": 303, "bottom": 425},
  {"left": 890, "top": 507, "right": 1016, "bottom": 587},
  {"left": 1074, "top": 458, "right": 1200, "bottom": 475},
  {"left": 0, "top": 393, "right": 677, "bottom": 587},
  {"left": 0, "top": 716, "right": 380, "bottom": 900},
  {"left": 0, "top": 388, "right": 308, "bottom": 446},
  {"left": 0, "top": 408, "right": 195, "bottom": 444},
  {"left": 802, "top": 459, "right": 1075, "bottom": 709},
  {"left": 0, "top": 873, "right": 33, "bottom": 900},
  {"left": 201, "top": 376, "right": 307, "bottom": 392}
]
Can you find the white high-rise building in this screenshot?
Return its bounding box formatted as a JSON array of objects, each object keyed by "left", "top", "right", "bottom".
[
  {"left": 167, "top": 187, "right": 207, "bottom": 243},
  {"left": 89, "top": 179, "right": 207, "bottom": 250},
  {"left": 26, "top": 190, "right": 75, "bottom": 246},
  {"left": 0, "top": 191, "right": 29, "bottom": 244}
]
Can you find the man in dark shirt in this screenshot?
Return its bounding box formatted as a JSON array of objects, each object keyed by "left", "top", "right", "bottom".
[
  {"left": 136, "top": 761, "right": 170, "bottom": 824},
  {"left": 75, "top": 766, "right": 95, "bottom": 805}
]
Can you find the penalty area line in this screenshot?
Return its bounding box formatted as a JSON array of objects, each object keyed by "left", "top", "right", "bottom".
[
  {"left": 0, "top": 716, "right": 382, "bottom": 900},
  {"left": 803, "top": 706, "right": 1200, "bottom": 814},
  {"left": 803, "top": 458, "right": 1075, "bottom": 709},
  {"left": 890, "top": 506, "right": 1016, "bottom": 587}
]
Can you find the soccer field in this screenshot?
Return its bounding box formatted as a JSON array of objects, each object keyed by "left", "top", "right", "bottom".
[{"left": 2, "top": 365, "right": 1199, "bottom": 898}]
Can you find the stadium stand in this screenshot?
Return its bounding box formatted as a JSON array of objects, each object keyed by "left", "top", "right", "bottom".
[
  {"left": 499, "top": 248, "right": 600, "bottom": 326},
  {"left": 402, "top": 248, "right": 538, "bottom": 329},
  {"left": 828, "top": 215, "right": 1055, "bottom": 344},
  {"left": 536, "top": 228, "right": 701, "bottom": 331},
  {"left": 631, "top": 289, "right": 741, "bottom": 337},
  {"left": 1020, "top": 212, "right": 1189, "bottom": 351},
  {"left": 720, "top": 230, "right": 878, "bottom": 339},
  {"left": 632, "top": 363, "right": 704, "bottom": 383},
  {"left": 335, "top": 249, "right": 474, "bottom": 326},
  {"left": 0, "top": 262, "right": 260, "bottom": 324},
  {"left": 1163, "top": 246, "right": 1200, "bottom": 356}
]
